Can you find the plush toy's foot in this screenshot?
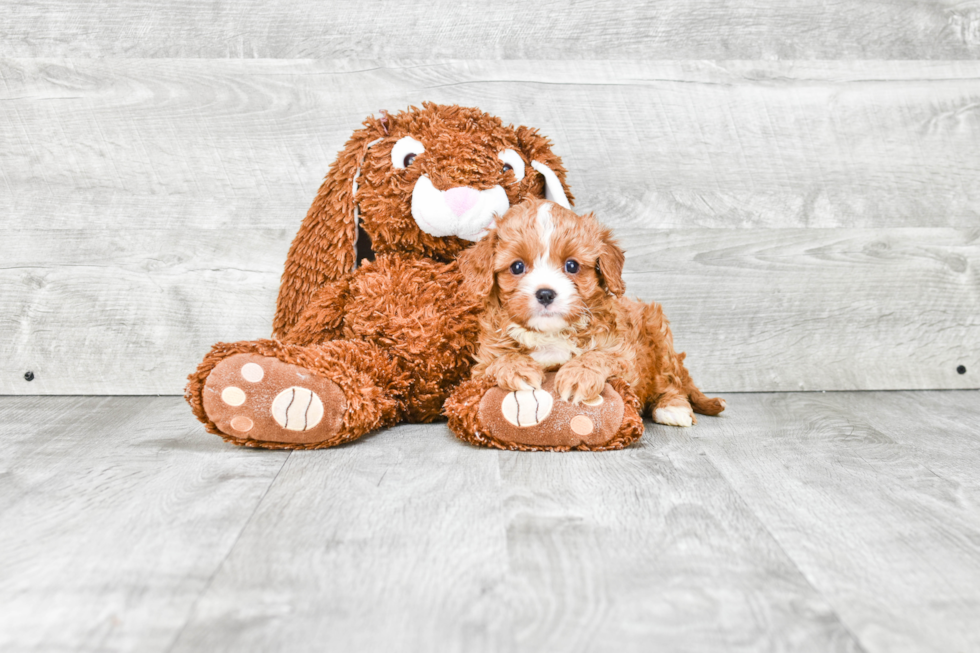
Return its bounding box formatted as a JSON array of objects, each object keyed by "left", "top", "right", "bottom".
[
  {"left": 445, "top": 373, "right": 645, "bottom": 451},
  {"left": 202, "top": 353, "right": 346, "bottom": 447}
]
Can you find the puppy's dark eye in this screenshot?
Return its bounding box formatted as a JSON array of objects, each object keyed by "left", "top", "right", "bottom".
[
  {"left": 502, "top": 163, "right": 513, "bottom": 173},
  {"left": 564, "top": 259, "right": 580, "bottom": 274},
  {"left": 403, "top": 153, "right": 417, "bottom": 167},
  {"left": 510, "top": 261, "right": 525, "bottom": 275}
]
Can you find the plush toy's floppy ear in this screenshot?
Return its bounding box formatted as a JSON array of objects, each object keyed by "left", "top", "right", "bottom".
[
  {"left": 515, "top": 125, "right": 574, "bottom": 209},
  {"left": 273, "top": 118, "right": 385, "bottom": 338},
  {"left": 458, "top": 230, "right": 499, "bottom": 299},
  {"left": 596, "top": 223, "right": 626, "bottom": 297}
]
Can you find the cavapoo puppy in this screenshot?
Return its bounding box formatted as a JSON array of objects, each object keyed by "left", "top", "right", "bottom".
[{"left": 459, "top": 199, "right": 725, "bottom": 426}]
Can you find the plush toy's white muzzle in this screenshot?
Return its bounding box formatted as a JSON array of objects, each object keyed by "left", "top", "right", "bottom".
[
  {"left": 411, "top": 175, "right": 509, "bottom": 242},
  {"left": 410, "top": 161, "right": 571, "bottom": 242}
]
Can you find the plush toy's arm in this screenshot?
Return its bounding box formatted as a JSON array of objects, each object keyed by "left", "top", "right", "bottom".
[{"left": 281, "top": 273, "right": 353, "bottom": 346}]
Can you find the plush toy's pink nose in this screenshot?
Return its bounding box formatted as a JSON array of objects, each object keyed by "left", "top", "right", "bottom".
[{"left": 444, "top": 187, "right": 479, "bottom": 217}]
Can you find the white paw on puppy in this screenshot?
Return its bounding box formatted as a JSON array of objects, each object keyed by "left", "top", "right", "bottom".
[{"left": 654, "top": 404, "right": 694, "bottom": 428}]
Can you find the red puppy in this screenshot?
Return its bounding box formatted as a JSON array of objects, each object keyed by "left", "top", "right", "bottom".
[{"left": 460, "top": 199, "right": 725, "bottom": 426}]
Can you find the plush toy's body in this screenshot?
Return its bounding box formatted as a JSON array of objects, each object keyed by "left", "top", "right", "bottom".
[
  {"left": 189, "top": 255, "right": 480, "bottom": 447},
  {"left": 186, "top": 104, "right": 605, "bottom": 449}
]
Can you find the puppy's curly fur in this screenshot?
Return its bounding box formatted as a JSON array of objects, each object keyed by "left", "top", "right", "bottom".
[{"left": 460, "top": 199, "right": 725, "bottom": 427}]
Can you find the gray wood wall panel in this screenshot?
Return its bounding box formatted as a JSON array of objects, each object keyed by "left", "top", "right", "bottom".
[
  {"left": 2, "top": 60, "right": 979, "bottom": 394},
  {"left": 1, "top": 229, "right": 286, "bottom": 395},
  {"left": 2, "top": 1, "right": 979, "bottom": 58},
  {"left": 3, "top": 228, "right": 976, "bottom": 394},
  {"left": 4, "top": 60, "right": 979, "bottom": 231},
  {"left": 624, "top": 228, "right": 980, "bottom": 393}
]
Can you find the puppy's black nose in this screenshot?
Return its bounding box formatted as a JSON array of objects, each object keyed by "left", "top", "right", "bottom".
[{"left": 535, "top": 288, "right": 556, "bottom": 306}]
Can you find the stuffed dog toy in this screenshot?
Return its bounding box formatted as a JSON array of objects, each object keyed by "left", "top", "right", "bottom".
[
  {"left": 185, "top": 103, "right": 623, "bottom": 449},
  {"left": 444, "top": 200, "right": 725, "bottom": 451}
]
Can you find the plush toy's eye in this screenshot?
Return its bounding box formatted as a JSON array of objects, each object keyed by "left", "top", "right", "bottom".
[
  {"left": 510, "top": 261, "right": 525, "bottom": 275},
  {"left": 564, "top": 259, "right": 580, "bottom": 274},
  {"left": 497, "top": 149, "right": 526, "bottom": 182},
  {"left": 391, "top": 136, "right": 425, "bottom": 170}
]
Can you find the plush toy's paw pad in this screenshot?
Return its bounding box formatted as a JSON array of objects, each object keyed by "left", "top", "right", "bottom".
[
  {"left": 654, "top": 403, "right": 695, "bottom": 427},
  {"left": 500, "top": 388, "right": 554, "bottom": 427},
  {"left": 271, "top": 387, "right": 325, "bottom": 431},
  {"left": 203, "top": 354, "right": 346, "bottom": 445},
  {"left": 569, "top": 414, "right": 595, "bottom": 436},
  {"left": 478, "top": 373, "right": 626, "bottom": 449}
]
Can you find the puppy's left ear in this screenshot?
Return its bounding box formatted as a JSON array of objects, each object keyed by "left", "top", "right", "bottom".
[
  {"left": 596, "top": 225, "right": 626, "bottom": 297},
  {"left": 458, "top": 230, "right": 499, "bottom": 298}
]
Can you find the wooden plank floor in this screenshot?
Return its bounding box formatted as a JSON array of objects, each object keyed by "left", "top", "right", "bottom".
[{"left": 1, "top": 392, "right": 978, "bottom": 652}]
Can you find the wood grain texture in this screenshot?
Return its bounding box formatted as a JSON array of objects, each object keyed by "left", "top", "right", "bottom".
[
  {"left": 2, "top": 0, "right": 980, "bottom": 58},
  {"left": 5, "top": 392, "right": 980, "bottom": 651},
  {"left": 2, "top": 59, "right": 979, "bottom": 231},
  {"left": 0, "top": 396, "right": 289, "bottom": 652},
  {"left": 3, "top": 228, "right": 976, "bottom": 394},
  {"left": 3, "top": 59, "right": 979, "bottom": 394},
  {"left": 168, "top": 423, "right": 513, "bottom": 653},
  {"left": 693, "top": 390, "right": 980, "bottom": 652},
  {"left": 0, "top": 228, "right": 287, "bottom": 394},
  {"left": 494, "top": 435, "right": 862, "bottom": 652},
  {"left": 623, "top": 228, "right": 980, "bottom": 393},
  {"left": 168, "top": 422, "right": 860, "bottom": 653}
]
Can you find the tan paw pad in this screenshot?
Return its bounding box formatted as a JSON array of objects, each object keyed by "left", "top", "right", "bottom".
[
  {"left": 501, "top": 388, "right": 554, "bottom": 427},
  {"left": 221, "top": 386, "right": 246, "bottom": 406},
  {"left": 581, "top": 395, "right": 604, "bottom": 406},
  {"left": 230, "top": 416, "right": 253, "bottom": 433},
  {"left": 240, "top": 362, "right": 265, "bottom": 383},
  {"left": 569, "top": 415, "right": 594, "bottom": 436},
  {"left": 271, "top": 387, "right": 325, "bottom": 431}
]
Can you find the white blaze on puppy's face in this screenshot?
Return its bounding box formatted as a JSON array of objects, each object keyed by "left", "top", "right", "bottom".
[{"left": 520, "top": 202, "right": 579, "bottom": 332}]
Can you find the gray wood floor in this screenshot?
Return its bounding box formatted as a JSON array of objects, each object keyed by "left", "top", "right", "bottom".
[{"left": 2, "top": 392, "right": 978, "bottom": 652}]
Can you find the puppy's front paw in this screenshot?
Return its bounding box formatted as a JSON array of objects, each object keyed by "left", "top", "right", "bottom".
[
  {"left": 493, "top": 361, "right": 544, "bottom": 393},
  {"left": 555, "top": 366, "right": 607, "bottom": 404}
]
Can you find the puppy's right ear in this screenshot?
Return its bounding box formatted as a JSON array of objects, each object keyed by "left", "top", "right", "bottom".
[
  {"left": 596, "top": 223, "right": 626, "bottom": 297},
  {"left": 274, "top": 117, "right": 386, "bottom": 338},
  {"left": 458, "top": 230, "right": 499, "bottom": 298}
]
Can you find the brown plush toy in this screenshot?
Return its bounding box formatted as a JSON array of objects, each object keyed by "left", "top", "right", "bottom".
[{"left": 186, "top": 103, "right": 636, "bottom": 449}]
